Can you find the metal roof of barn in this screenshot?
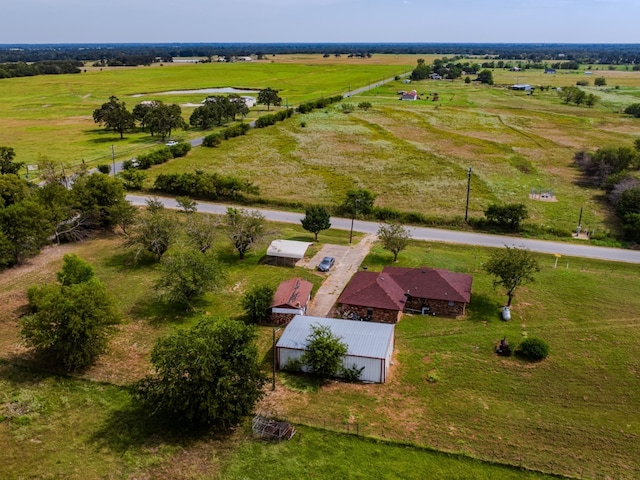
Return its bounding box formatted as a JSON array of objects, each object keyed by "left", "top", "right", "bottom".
[
  {"left": 276, "top": 315, "right": 394, "bottom": 359},
  {"left": 266, "top": 240, "right": 312, "bottom": 259}
]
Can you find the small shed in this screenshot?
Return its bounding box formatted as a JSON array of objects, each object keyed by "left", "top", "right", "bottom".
[
  {"left": 276, "top": 315, "right": 395, "bottom": 383},
  {"left": 266, "top": 240, "right": 312, "bottom": 266},
  {"left": 401, "top": 90, "right": 419, "bottom": 101},
  {"left": 269, "top": 277, "right": 313, "bottom": 325}
]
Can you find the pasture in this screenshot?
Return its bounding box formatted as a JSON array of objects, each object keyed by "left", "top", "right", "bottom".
[{"left": 0, "top": 214, "right": 638, "bottom": 479}]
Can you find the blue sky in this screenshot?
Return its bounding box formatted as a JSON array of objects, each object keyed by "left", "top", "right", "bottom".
[{"left": 2, "top": 0, "right": 639, "bottom": 44}]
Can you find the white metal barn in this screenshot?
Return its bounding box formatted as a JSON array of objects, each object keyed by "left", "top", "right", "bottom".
[{"left": 276, "top": 315, "right": 395, "bottom": 383}]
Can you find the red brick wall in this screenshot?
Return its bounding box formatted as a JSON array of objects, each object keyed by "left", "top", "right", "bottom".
[
  {"left": 405, "top": 297, "right": 466, "bottom": 317},
  {"left": 339, "top": 304, "right": 402, "bottom": 324}
]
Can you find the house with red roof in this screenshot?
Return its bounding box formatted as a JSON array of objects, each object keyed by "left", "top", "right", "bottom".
[
  {"left": 268, "top": 277, "right": 313, "bottom": 326},
  {"left": 337, "top": 267, "right": 472, "bottom": 323}
]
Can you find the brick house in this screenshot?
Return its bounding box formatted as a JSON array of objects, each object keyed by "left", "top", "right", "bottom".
[
  {"left": 268, "top": 277, "right": 313, "bottom": 326},
  {"left": 338, "top": 267, "right": 472, "bottom": 323}
]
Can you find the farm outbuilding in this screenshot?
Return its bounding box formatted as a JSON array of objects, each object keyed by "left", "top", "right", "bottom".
[
  {"left": 276, "top": 315, "right": 395, "bottom": 383},
  {"left": 266, "top": 240, "right": 312, "bottom": 266},
  {"left": 269, "top": 277, "right": 313, "bottom": 326}
]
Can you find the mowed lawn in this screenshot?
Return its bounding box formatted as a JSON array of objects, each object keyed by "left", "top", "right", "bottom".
[{"left": 0, "top": 220, "right": 638, "bottom": 479}]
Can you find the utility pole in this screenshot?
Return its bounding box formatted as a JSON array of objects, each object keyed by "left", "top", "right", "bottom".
[
  {"left": 111, "top": 145, "right": 116, "bottom": 177},
  {"left": 272, "top": 327, "right": 281, "bottom": 391},
  {"left": 349, "top": 198, "right": 360, "bottom": 244},
  {"left": 465, "top": 167, "right": 472, "bottom": 222}
]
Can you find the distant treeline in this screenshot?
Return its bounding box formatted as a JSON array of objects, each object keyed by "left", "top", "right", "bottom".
[
  {"left": 0, "top": 60, "right": 83, "bottom": 78},
  {"left": 1, "top": 43, "right": 640, "bottom": 65}
]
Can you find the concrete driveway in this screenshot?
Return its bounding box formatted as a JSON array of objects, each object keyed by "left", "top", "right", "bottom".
[{"left": 306, "top": 234, "right": 377, "bottom": 318}]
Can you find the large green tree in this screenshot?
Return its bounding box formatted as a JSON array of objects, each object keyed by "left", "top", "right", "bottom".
[
  {"left": 477, "top": 69, "right": 494, "bottom": 85},
  {"left": 225, "top": 208, "right": 265, "bottom": 259},
  {"left": 93, "top": 96, "right": 135, "bottom": 139},
  {"left": 0, "top": 200, "right": 53, "bottom": 267},
  {"left": 145, "top": 103, "right": 187, "bottom": 141},
  {"left": 340, "top": 188, "right": 377, "bottom": 217},
  {"left": 257, "top": 87, "right": 282, "bottom": 111},
  {"left": 300, "top": 205, "right": 331, "bottom": 241},
  {"left": 133, "top": 317, "right": 266, "bottom": 427},
  {"left": 484, "top": 246, "right": 540, "bottom": 306},
  {"left": 377, "top": 222, "right": 411, "bottom": 262},
  {"left": 21, "top": 255, "right": 120, "bottom": 371},
  {"left": 124, "top": 199, "right": 177, "bottom": 261},
  {"left": 484, "top": 203, "right": 529, "bottom": 232},
  {"left": 241, "top": 284, "right": 275, "bottom": 323},
  {"left": 154, "top": 249, "right": 225, "bottom": 308},
  {"left": 0, "top": 146, "right": 24, "bottom": 175},
  {"left": 301, "top": 324, "right": 348, "bottom": 379}
]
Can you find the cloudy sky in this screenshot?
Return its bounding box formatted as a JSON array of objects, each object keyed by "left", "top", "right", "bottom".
[{"left": 2, "top": 0, "right": 638, "bottom": 44}]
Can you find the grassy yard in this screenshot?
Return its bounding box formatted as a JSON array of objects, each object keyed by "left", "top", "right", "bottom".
[{"left": 1, "top": 218, "right": 638, "bottom": 478}]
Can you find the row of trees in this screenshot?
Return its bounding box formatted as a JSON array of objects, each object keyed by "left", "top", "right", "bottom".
[
  {"left": 94, "top": 96, "right": 186, "bottom": 140},
  {"left": 557, "top": 86, "right": 600, "bottom": 107}
]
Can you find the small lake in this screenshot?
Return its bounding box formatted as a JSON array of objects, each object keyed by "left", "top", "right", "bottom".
[{"left": 132, "top": 87, "right": 259, "bottom": 98}]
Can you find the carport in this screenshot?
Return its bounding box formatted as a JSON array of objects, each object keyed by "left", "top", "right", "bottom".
[{"left": 266, "top": 240, "right": 312, "bottom": 266}]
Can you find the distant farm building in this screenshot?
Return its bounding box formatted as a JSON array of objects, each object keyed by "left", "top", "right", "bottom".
[
  {"left": 429, "top": 73, "right": 443, "bottom": 80},
  {"left": 276, "top": 315, "right": 395, "bottom": 383},
  {"left": 544, "top": 68, "right": 557, "bottom": 74},
  {"left": 266, "top": 240, "right": 312, "bottom": 267},
  {"left": 511, "top": 84, "right": 533, "bottom": 92},
  {"left": 338, "top": 267, "right": 473, "bottom": 323},
  {"left": 401, "top": 90, "right": 419, "bottom": 101},
  {"left": 269, "top": 277, "right": 313, "bottom": 326},
  {"left": 510, "top": 67, "right": 522, "bottom": 72}
]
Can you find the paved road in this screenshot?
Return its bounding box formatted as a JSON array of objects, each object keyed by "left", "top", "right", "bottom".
[{"left": 126, "top": 195, "right": 640, "bottom": 264}]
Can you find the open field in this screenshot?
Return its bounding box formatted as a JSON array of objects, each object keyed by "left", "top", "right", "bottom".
[
  {"left": 1, "top": 213, "right": 639, "bottom": 478},
  {"left": 2, "top": 57, "right": 640, "bottom": 239},
  {"left": 0, "top": 58, "right": 411, "bottom": 167},
  {"left": 146, "top": 70, "right": 640, "bottom": 238}
]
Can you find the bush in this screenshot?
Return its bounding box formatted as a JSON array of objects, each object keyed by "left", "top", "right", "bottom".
[
  {"left": 221, "top": 123, "right": 250, "bottom": 140},
  {"left": 576, "top": 80, "right": 589, "bottom": 86},
  {"left": 241, "top": 284, "right": 275, "bottom": 323},
  {"left": 624, "top": 103, "right": 640, "bottom": 118},
  {"left": 168, "top": 141, "right": 191, "bottom": 157},
  {"left": 341, "top": 363, "right": 364, "bottom": 382},
  {"left": 373, "top": 206, "right": 401, "bottom": 221},
  {"left": 254, "top": 114, "right": 276, "bottom": 128},
  {"left": 340, "top": 103, "right": 355, "bottom": 113},
  {"left": 282, "top": 357, "right": 303, "bottom": 373},
  {"left": 516, "top": 337, "right": 550, "bottom": 361},
  {"left": 96, "top": 164, "right": 111, "bottom": 174},
  {"left": 203, "top": 133, "right": 222, "bottom": 147},
  {"left": 357, "top": 101, "right": 372, "bottom": 111},
  {"left": 117, "top": 169, "right": 146, "bottom": 190}
]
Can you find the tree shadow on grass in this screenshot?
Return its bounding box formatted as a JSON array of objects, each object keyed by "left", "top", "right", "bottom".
[
  {"left": 89, "top": 399, "right": 233, "bottom": 455},
  {"left": 278, "top": 372, "right": 324, "bottom": 393},
  {"left": 467, "top": 293, "right": 503, "bottom": 323},
  {"left": 129, "top": 296, "right": 201, "bottom": 327},
  {"left": 103, "top": 250, "right": 159, "bottom": 272}
]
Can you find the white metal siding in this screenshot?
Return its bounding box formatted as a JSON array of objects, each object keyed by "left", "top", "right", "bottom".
[{"left": 278, "top": 347, "right": 388, "bottom": 383}]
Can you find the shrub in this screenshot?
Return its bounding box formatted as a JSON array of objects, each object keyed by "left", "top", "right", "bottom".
[
  {"left": 168, "top": 142, "right": 191, "bottom": 157},
  {"left": 516, "top": 337, "right": 550, "bottom": 361},
  {"left": 373, "top": 206, "right": 401, "bottom": 221},
  {"left": 357, "top": 101, "right": 372, "bottom": 111},
  {"left": 282, "top": 357, "right": 303, "bottom": 373},
  {"left": 341, "top": 364, "right": 364, "bottom": 382},
  {"left": 576, "top": 80, "right": 589, "bottom": 86},
  {"left": 241, "top": 284, "right": 275, "bottom": 323},
  {"left": 254, "top": 114, "right": 276, "bottom": 128},
  {"left": 96, "top": 164, "right": 111, "bottom": 174},
  {"left": 221, "top": 122, "right": 250, "bottom": 139},
  {"left": 203, "top": 133, "right": 222, "bottom": 147},
  {"left": 340, "top": 103, "right": 355, "bottom": 113},
  {"left": 117, "top": 169, "right": 146, "bottom": 190},
  {"left": 624, "top": 103, "right": 640, "bottom": 118}
]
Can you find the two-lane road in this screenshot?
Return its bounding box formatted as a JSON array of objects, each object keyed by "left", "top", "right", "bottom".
[{"left": 126, "top": 195, "right": 640, "bottom": 264}]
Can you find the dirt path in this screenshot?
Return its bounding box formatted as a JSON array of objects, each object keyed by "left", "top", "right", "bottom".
[{"left": 306, "top": 234, "right": 377, "bottom": 317}]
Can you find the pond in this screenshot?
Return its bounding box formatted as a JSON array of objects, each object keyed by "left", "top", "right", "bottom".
[{"left": 132, "top": 87, "right": 259, "bottom": 97}]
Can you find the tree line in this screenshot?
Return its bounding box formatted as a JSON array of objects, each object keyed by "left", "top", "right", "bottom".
[{"left": 0, "top": 60, "right": 83, "bottom": 79}]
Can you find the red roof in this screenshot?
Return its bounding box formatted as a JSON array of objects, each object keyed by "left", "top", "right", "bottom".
[
  {"left": 271, "top": 278, "right": 313, "bottom": 309},
  {"left": 338, "top": 267, "right": 472, "bottom": 311},
  {"left": 382, "top": 266, "right": 472, "bottom": 304},
  {"left": 337, "top": 271, "right": 406, "bottom": 311}
]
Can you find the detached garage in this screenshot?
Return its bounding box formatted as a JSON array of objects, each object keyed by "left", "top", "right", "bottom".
[{"left": 276, "top": 315, "right": 395, "bottom": 383}]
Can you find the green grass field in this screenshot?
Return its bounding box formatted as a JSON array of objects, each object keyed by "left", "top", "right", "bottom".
[{"left": 0, "top": 214, "right": 638, "bottom": 479}]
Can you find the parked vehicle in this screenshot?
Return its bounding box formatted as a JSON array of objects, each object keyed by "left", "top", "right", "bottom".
[
  {"left": 501, "top": 306, "right": 511, "bottom": 321},
  {"left": 165, "top": 140, "right": 178, "bottom": 146},
  {"left": 317, "top": 256, "right": 335, "bottom": 272}
]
